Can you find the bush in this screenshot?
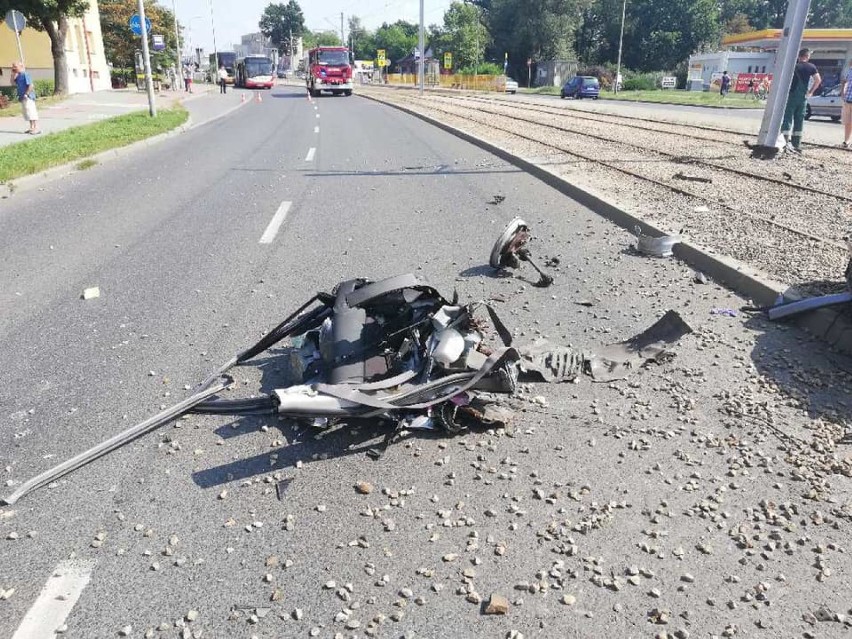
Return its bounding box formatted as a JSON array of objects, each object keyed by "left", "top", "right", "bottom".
[
  {"left": 34, "top": 79, "right": 54, "bottom": 97},
  {"left": 0, "top": 86, "right": 15, "bottom": 101},
  {"left": 457, "top": 62, "right": 504, "bottom": 76},
  {"left": 577, "top": 65, "right": 614, "bottom": 90},
  {"left": 623, "top": 71, "right": 662, "bottom": 91}
]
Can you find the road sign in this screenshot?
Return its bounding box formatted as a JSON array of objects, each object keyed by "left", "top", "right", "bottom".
[
  {"left": 377, "top": 49, "right": 386, "bottom": 67},
  {"left": 129, "top": 14, "right": 151, "bottom": 36},
  {"left": 443, "top": 52, "right": 452, "bottom": 70},
  {"left": 5, "top": 9, "right": 25, "bottom": 32},
  {"left": 152, "top": 34, "right": 165, "bottom": 51},
  {"left": 661, "top": 76, "right": 677, "bottom": 89}
]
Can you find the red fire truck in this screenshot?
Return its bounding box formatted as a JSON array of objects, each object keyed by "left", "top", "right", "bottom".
[{"left": 306, "top": 46, "right": 353, "bottom": 97}]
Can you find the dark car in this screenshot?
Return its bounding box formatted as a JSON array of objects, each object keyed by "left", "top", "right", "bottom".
[{"left": 561, "top": 75, "right": 600, "bottom": 99}]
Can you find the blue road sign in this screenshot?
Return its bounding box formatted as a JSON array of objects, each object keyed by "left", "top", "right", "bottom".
[{"left": 129, "top": 14, "right": 151, "bottom": 36}]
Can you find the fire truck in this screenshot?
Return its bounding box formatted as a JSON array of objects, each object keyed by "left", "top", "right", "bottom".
[{"left": 306, "top": 46, "right": 353, "bottom": 97}]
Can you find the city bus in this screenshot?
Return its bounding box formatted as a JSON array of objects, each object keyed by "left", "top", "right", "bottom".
[
  {"left": 235, "top": 55, "right": 275, "bottom": 89},
  {"left": 208, "top": 51, "right": 236, "bottom": 84}
]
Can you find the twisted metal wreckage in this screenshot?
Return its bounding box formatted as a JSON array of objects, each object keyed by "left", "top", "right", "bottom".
[{"left": 2, "top": 219, "right": 693, "bottom": 506}]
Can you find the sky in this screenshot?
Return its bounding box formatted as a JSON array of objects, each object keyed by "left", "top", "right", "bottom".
[{"left": 173, "top": 0, "right": 455, "bottom": 55}]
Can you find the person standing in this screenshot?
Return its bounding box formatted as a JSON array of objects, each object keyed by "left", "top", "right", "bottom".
[
  {"left": 217, "top": 64, "right": 228, "bottom": 94},
  {"left": 720, "top": 71, "right": 731, "bottom": 97},
  {"left": 11, "top": 61, "right": 39, "bottom": 135},
  {"left": 781, "top": 48, "right": 821, "bottom": 154},
  {"left": 841, "top": 59, "right": 852, "bottom": 148},
  {"left": 183, "top": 65, "right": 193, "bottom": 92}
]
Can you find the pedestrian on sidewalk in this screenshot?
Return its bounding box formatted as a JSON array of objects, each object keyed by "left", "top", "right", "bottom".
[
  {"left": 781, "top": 48, "right": 821, "bottom": 154},
  {"left": 841, "top": 59, "right": 852, "bottom": 149},
  {"left": 183, "top": 65, "right": 193, "bottom": 93},
  {"left": 217, "top": 64, "right": 228, "bottom": 94},
  {"left": 720, "top": 71, "right": 731, "bottom": 97},
  {"left": 11, "top": 61, "right": 40, "bottom": 135}
]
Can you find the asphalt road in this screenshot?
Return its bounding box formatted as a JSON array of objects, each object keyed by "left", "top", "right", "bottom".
[{"left": 1, "top": 84, "right": 851, "bottom": 639}]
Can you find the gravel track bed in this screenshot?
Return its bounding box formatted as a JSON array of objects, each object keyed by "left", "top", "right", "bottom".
[
  {"left": 367, "top": 90, "right": 849, "bottom": 293},
  {"left": 420, "top": 94, "right": 852, "bottom": 205}
]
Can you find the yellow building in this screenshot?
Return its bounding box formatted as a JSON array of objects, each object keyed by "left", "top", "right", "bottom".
[{"left": 1, "top": 1, "right": 111, "bottom": 93}]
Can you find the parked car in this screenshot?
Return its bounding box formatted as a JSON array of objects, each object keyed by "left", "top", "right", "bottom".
[
  {"left": 561, "top": 75, "right": 600, "bottom": 99},
  {"left": 806, "top": 84, "right": 841, "bottom": 121},
  {"left": 503, "top": 77, "right": 518, "bottom": 94}
]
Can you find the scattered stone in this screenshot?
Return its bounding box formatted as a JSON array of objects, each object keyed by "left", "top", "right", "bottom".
[
  {"left": 186, "top": 611, "right": 199, "bottom": 622},
  {"left": 561, "top": 594, "right": 576, "bottom": 606},
  {"left": 485, "top": 594, "right": 509, "bottom": 615},
  {"left": 119, "top": 625, "right": 132, "bottom": 636},
  {"left": 355, "top": 481, "right": 374, "bottom": 494},
  {"left": 82, "top": 287, "right": 100, "bottom": 300}
]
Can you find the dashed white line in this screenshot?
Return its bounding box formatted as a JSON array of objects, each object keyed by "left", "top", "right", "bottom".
[
  {"left": 259, "top": 201, "right": 292, "bottom": 244},
  {"left": 314, "top": 126, "right": 319, "bottom": 133},
  {"left": 305, "top": 147, "right": 316, "bottom": 162},
  {"left": 11, "top": 559, "right": 95, "bottom": 639},
  {"left": 316, "top": 113, "right": 320, "bottom": 118}
]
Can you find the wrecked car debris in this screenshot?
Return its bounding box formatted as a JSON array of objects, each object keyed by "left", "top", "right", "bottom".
[
  {"left": 634, "top": 226, "right": 680, "bottom": 258},
  {"left": 767, "top": 245, "right": 852, "bottom": 320},
  {"left": 490, "top": 217, "right": 554, "bottom": 287},
  {"left": 2, "top": 223, "right": 693, "bottom": 506}
]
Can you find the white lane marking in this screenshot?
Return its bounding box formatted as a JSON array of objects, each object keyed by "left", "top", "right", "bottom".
[
  {"left": 11, "top": 559, "right": 95, "bottom": 639},
  {"left": 316, "top": 114, "right": 320, "bottom": 118},
  {"left": 259, "top": 201, "right": 292, "bottom": 244},
  {"left": 314, "top": 126, "right": 319, "bottom": 133},
  {"left": 305, "top": 147, "right": 316, "bottom": 162}
]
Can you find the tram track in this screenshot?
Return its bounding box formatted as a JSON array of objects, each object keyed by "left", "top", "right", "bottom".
[{"left": 365, "top": 88, "right": 850, "bottom": 293}]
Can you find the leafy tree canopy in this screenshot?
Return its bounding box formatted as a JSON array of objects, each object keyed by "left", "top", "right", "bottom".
[
  {"left": 100, "top": 0, "right": 179, "bottom": 69},
  {"left": 259, "top": 0, "right": 305, "bottom": 54}
]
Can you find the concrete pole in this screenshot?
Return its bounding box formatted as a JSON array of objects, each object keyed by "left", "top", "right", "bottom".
[
  {"left": 340, "top": 12, "right": 344, "bottom": 47},
  {"left": 418, "top": 0, "right": 425, "bottom": 94},
  {"left": 754, "top": 0, "right": 812, "bottom": 157},
  {"left": 209, "top": 0, "right": 218, "bottom": 78},
  {"left": 13, "top": 27, "right": 25, "bottom": 65},
  {"left": 137, "top": 0, "right": 157, "bottom": 116},
  {"left": 171, "top": 0, "right": 181, "bottom": 69},
  {"left": 614, "top": 0, "right": 626, "bottom": 93}
]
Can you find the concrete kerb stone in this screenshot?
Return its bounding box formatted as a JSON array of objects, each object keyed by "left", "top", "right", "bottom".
[
  {"left": 360, "top": 91, "right": 852, "bottom": 356},
  {"left": 0, "top": 95, "right": 249, "bottom": 199}
]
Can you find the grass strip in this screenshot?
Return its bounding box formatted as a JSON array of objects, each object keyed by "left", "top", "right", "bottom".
[
  {"left": 0, "top": 94, "right": 66, "bottom": 117},
  {"left": 0, "top": 106, "right": 188, "bottom": 183},
  {"left": 521, "top": 87, "right": 762, "bottom": 109}
]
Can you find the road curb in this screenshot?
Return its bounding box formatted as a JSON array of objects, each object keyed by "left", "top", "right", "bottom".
[
  {"left": 362, "top": 92, "right": 852, "bottom": 356},
  {"left": 0, "top": 97, "right": 249, "bottom": 199}
]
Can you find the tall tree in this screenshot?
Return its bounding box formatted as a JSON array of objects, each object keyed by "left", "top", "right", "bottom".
[
  {"left": 373, "top": 21, "right": 418, "bottom": 68},
  {"left": 100, "top": 0, "right": 179, "bottom": 69},
  {"left": 303, "top": 30, "right": 342, "bottom": 48},
  {"left": 348, "top": 15, "right": 375, "bottom": 59},
  {"left": 259, "top": 0, "right": 305, "bottom": 55},
  {"left": 471, "top": 0, "right": 589, "bottom": 77},
  {"left": 430, "top": 1, "right": 488, "bottom": 70},
  {"left": 0, "top": 0, "right": 89, "bottom": 94}
]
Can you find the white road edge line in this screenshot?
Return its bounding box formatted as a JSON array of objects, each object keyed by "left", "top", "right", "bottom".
[
  {"left": 314, "top": 126, "right": 319, "bottom": 133},
  {"left": 11, "top": 559, "right": 95, "bottom": 639},
  {"left": 305, "top": 147, "right": 316, "bottom": 162},
  {"left": 316, "top": 114, "right": 320, "bottom": 119},
  {"left": 259, "top": 201, "right": 292, "bottom": 244}
]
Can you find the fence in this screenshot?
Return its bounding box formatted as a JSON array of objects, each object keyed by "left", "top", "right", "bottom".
[{"left": 384, "top": 73, "right": 508, "bottom": 92}]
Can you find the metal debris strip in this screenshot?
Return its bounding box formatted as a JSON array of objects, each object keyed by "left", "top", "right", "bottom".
[
  {"left": 767, "top": 244, "right": 852, "bottom": 321},
  {"left": 634, "top": 225, "right": 680, "bottom": 258},
  {"left": 2, "top": 226, "right": 693, "bottom": 506}
]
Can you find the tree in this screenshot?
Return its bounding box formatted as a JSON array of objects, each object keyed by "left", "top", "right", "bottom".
[
  {"left": 373, "top": 21, "right": 418, "bottom": 68},
  {"left": 303, "top": 30, "right": 342, "bottom": 48},
  {"left": 0, "top": 0, "right": 89, "bottom": 94},
  {"left": 724, "top": 12, "right": 753, "bottom": 36},
  {"left": 100, "top": 0, "right": 179, "bottom": 70},
  {"left": 348, "top": 15, "right": 375, "bottom": 59},
  {"left": 430, "top": 2, "right": 488, "bottom": 71},
  {"left": 471, "top": 0, "right": 589, "bottom": 78},
  {"left": 259, "top": 1, "right": 305, "bottom": 55}
]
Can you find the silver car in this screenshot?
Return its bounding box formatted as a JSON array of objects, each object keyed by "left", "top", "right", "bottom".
[{"left": 806, "top": 85, "right": 842, "bottom": 121}]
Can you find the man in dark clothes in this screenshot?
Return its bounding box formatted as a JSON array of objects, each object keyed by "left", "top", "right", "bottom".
[
  {"left": 720, "top": 71, "right": 731, "bottom": 97},
  {"left": 781, "top": 48, "right": 821, "bottom": 153}
]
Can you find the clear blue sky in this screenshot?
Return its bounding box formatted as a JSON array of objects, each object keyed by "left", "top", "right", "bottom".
[{"left": 173, "top": 0, "right": 454, "bottom": 54}]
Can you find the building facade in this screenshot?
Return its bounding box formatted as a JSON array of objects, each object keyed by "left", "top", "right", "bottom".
[
  {"left": 1, "top": 1, "right": 111, "bottom": 94},
  {"left": 688, "top": 29, "right": 852, "bottom": 91}
]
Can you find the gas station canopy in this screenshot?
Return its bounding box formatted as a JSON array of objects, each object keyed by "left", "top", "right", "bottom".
[{"left": 722, "top": 28, "right": 852, "bottom": 51}]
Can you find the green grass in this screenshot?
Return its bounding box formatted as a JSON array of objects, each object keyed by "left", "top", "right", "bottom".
[
  {"left": 0, "top": 107, "right": 188, "bottom": 183},
  {"left": 520, "top": 87, "right": 763, "bottom": 108}
]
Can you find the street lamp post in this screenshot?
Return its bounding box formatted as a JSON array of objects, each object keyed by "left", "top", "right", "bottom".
[
  {"left": 187, "top": 15, "right": 203, "bottom": 64},
  {"left": 209, "top": 0, "right": 219, "bottom": 77},
  {"left": 418, "top": 0, "right": 425, "bottom": 94},
  {"left": 614, "top": 0, "right": 626, "bottom": 93}
]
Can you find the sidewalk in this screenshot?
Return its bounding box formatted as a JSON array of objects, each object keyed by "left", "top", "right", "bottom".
[{"left": 0, "top": 81, "right": 248, "bottom": 150}]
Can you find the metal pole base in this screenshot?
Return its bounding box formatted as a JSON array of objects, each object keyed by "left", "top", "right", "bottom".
[{"left": 750, "top": 145, "right": 782, "bottom": 160}]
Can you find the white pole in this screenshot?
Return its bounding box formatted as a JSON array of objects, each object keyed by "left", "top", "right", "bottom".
[
  {"left": 171, "top": 0, "right": 181, "bottom": 69},
  {"left": 137, "top": 0, "right": 157, "bottom": 116},
  {"left": 13, "top": 27, "right": 25, "bottom": 64},
  {"left": 754, "top": 0, "right": 812, "bottom": 156},
  {"left": 418, "top": 0, "right": 425, "bottom": 94},
  {"left": 209, "top": 0, "right": 218, "bottom": 78},
  {"left": 615, "top": 0, "right": 626, "bottom": 93}
]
